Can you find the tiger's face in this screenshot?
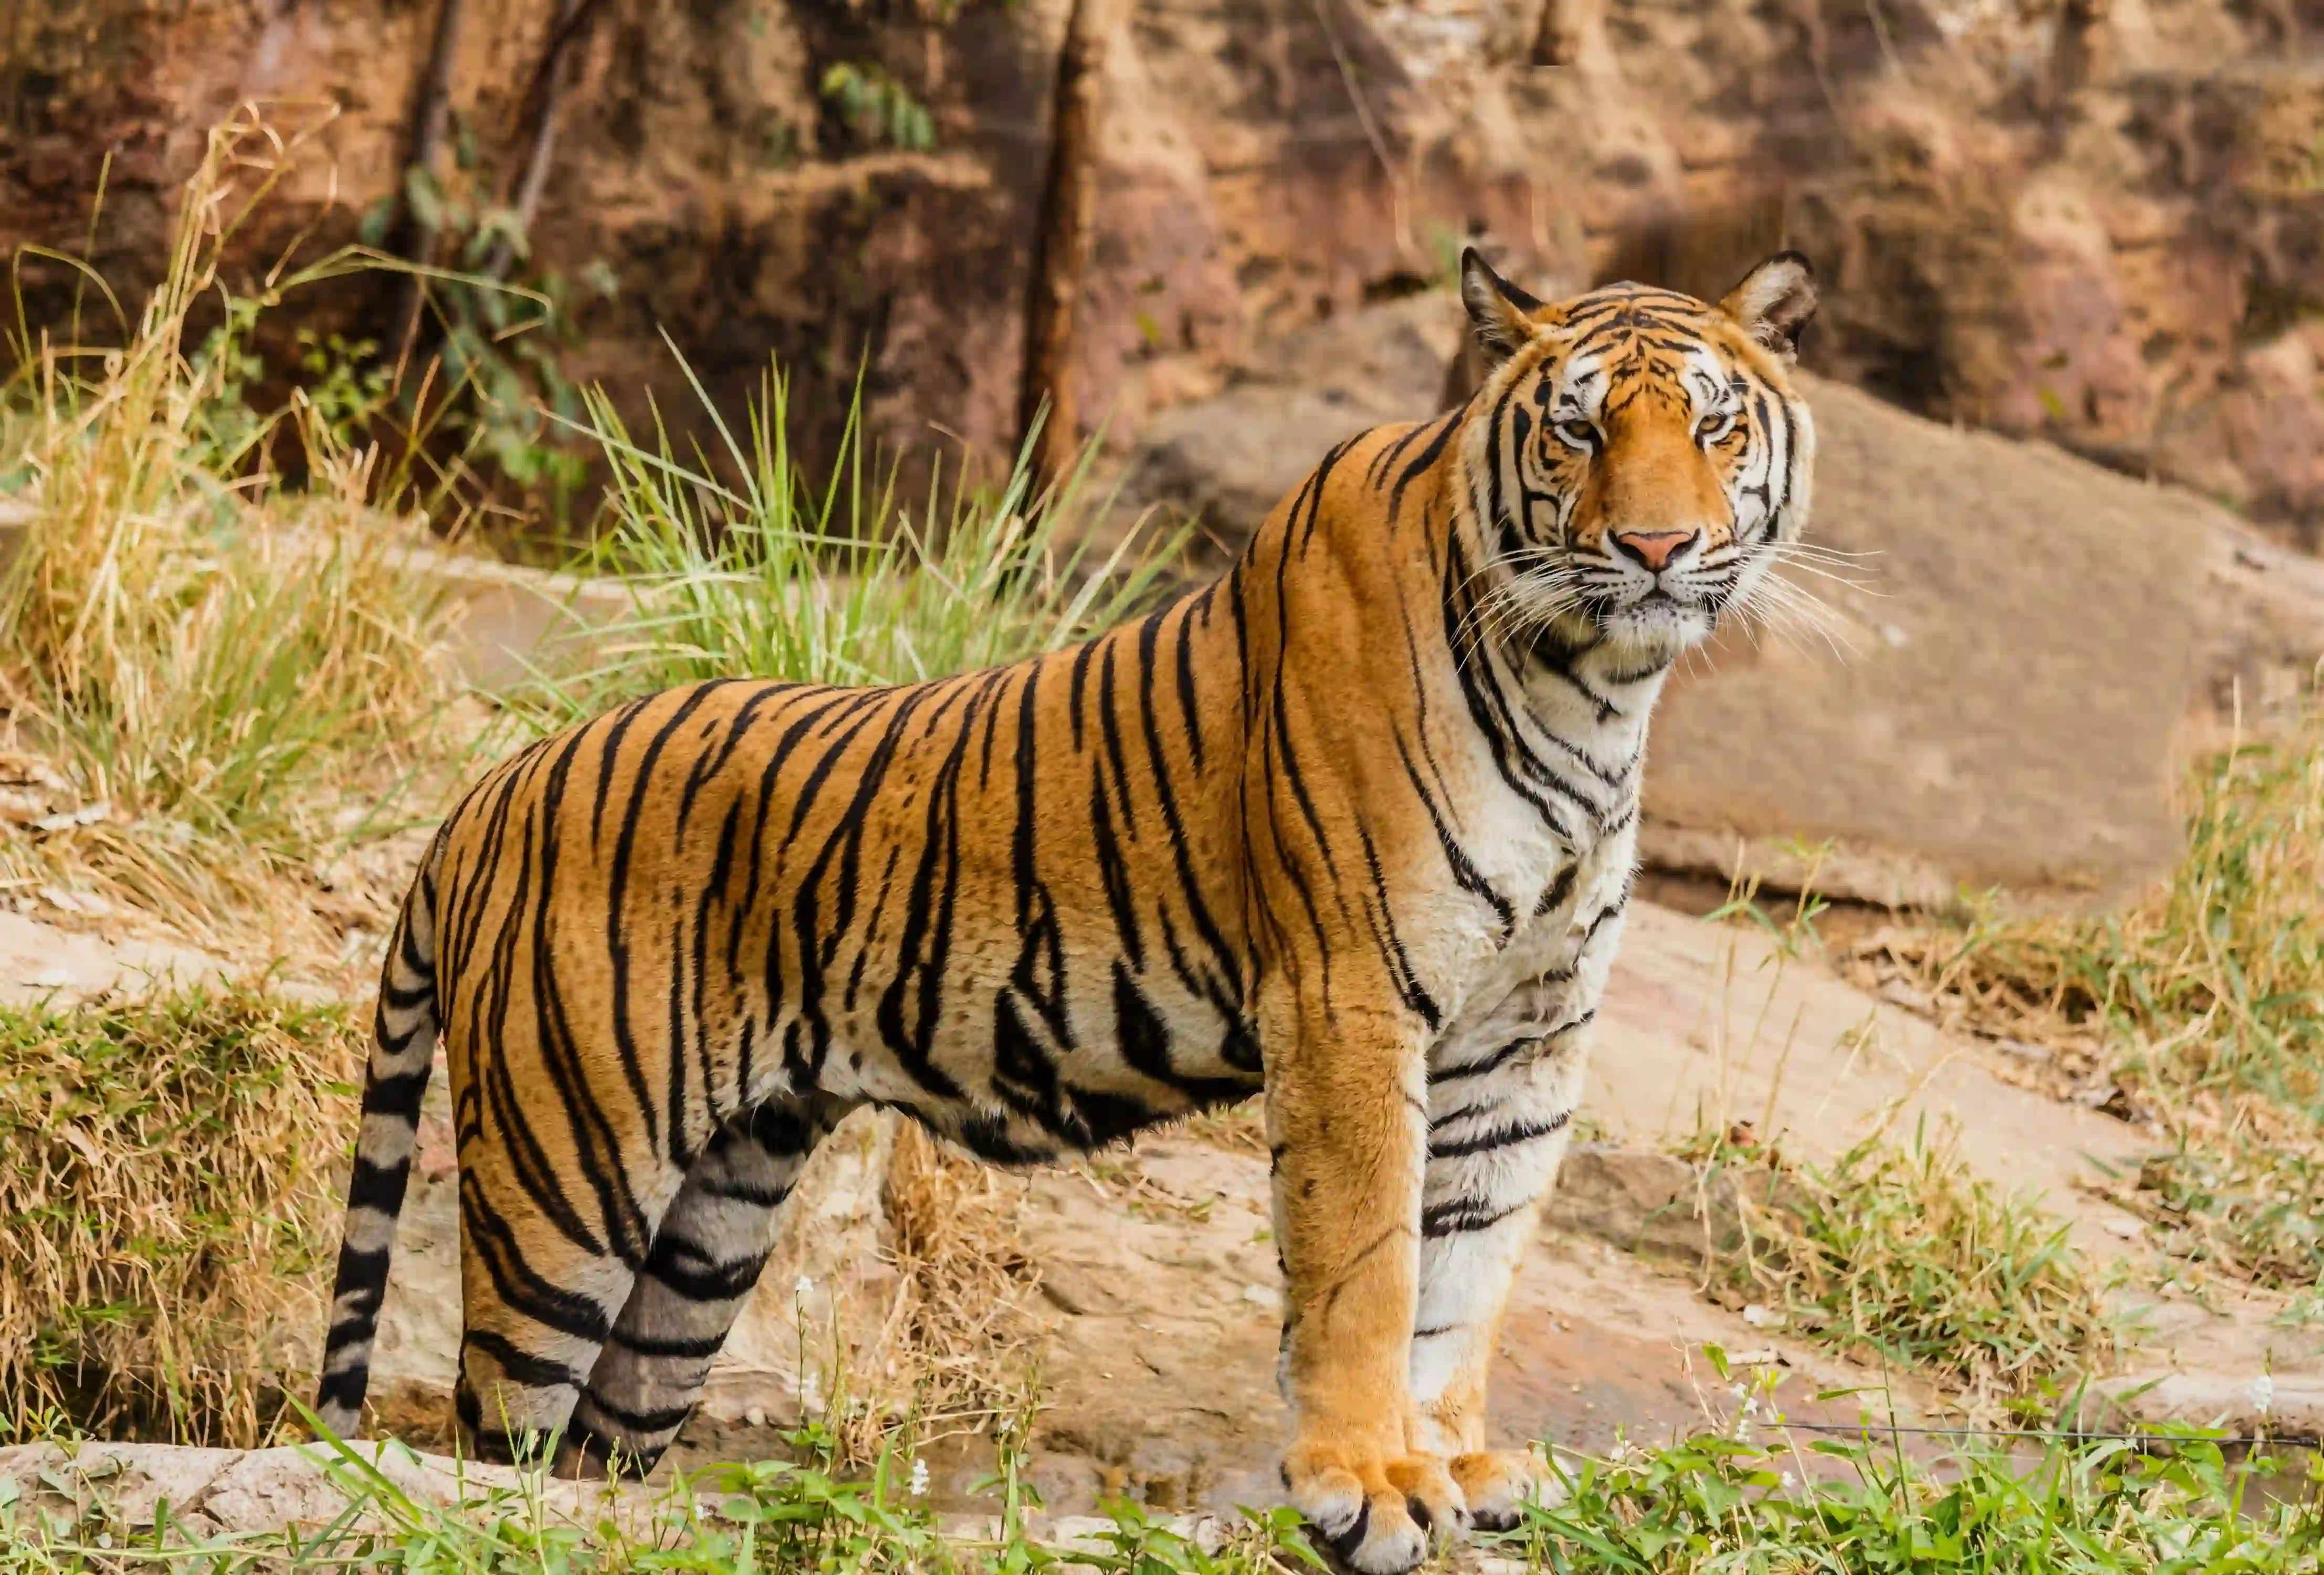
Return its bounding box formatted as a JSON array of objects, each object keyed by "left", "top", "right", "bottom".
[{"left": 1457, "top": 249, "right": 1819, "bottom": 663}]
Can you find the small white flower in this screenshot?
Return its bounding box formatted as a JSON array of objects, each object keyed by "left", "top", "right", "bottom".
[
  {"left": 2250, "top": 1374, "right": 2275, "bottom": 1416},
  {"left": 799, "top": 1370, "right": 823, "bottom": 1412},
  {"left": 1780, "top": 1471, "right": 1796, "bottom": 1492},
  {"left": 794, "top": 1274, "right": 815, "bottom": 1301},
  {"left": 1730, "top": 1382, "right": 1748, "bottom": 1400},
  {"left": 909, "top": 1457, "right": 930, "bottom": 1498}
]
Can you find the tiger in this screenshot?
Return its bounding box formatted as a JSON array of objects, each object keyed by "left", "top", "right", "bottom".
[{"left": 315, "top": 247, "right": 1817, "bottom": 1573}]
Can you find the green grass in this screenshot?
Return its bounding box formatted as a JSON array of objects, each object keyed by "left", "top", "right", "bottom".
[
  {"left": 500, "top": 352, "right": 1182, "bottom": 737},
  {"left": 0, "top": 1415, "right": 1329, "bottom": 1573},
  {"left": 0, "top": 986, "right": 362, "bottom": 1447},
  {"left": 1512, "top": 1430, "right": 2321, "bottom": 1574},
  {"left": 2, "top": 1424, "right": 2314, "bottom": 1574},
  {"left": 1698, "top": 1123, "right": 2113, "bottom": 1408}
]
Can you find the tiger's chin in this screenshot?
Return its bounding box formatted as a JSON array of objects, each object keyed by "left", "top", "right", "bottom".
[{"left": 1590, "top": 592, "right": 1716, "bottom": 662}]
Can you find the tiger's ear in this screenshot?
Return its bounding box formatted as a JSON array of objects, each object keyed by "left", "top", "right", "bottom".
[
  {"left": 1460, "top": 247, "right": 1544, "bottom": 368},
  {"left": 1719, "top": 250, "right": 1818, "bottom": 361}
]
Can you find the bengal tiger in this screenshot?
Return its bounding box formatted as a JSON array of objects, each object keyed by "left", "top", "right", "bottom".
[{"left": 316, "top": 248, "right": 1817, "bottom": 1572}]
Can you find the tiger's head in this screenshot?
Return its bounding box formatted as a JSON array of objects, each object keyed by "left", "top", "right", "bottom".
[{"left": 1454, "top": 248, "right": 1819, "bottom": 665}]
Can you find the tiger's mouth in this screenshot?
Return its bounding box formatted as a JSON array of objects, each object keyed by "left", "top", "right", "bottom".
[{"left": 1581, "top": 580, "right": 1721, "bottom": 652}]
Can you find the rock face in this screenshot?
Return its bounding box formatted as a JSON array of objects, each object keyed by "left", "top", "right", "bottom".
[
  {"left": 6, "top": 4, "right": 2323, "bottom": 539},
  {"left": 1109, "top": 291, "right": 2324, "bottom": 904}
]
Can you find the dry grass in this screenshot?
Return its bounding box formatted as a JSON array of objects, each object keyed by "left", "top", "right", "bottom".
[
  {"left": 0, "top": 109, "right": 461, "bottom": 943},
  {"left": 1856, "top": 703, "right": 2324, "bottom": 1287},
  {"left": 816, "top": 1122, "right": 1044, "bottom": 1465},
  {"left": 1697, "top": 1121, "right": 2114, "bottom": 1410},
  {"left": 0, "top": 984, "right": 360, "bottom": 1446},
  {"left": 1172, "top": 1097, "right": 1268, "bottom": 1156}
]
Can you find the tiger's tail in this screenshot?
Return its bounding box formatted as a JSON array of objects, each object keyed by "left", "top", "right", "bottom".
[{"left": 313, "top": 835, "right": 446, "bottom": 1439}]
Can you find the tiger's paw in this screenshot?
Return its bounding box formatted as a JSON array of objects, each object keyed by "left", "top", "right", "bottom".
[
  {"left": 1284, "top": 1436, "right": 1466, "bottom": 1574},
  {"left": 1450, "top": 1448, "right": 1559, "bottom": 1532}
]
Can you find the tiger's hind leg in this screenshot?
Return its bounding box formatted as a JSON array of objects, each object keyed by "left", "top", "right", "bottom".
[
  {"left": 556, "top": 1099, "right": 841, "bottom": 1478},
  {"left": 453, "top": 1168, "right": 651, "bottom": 1472}
]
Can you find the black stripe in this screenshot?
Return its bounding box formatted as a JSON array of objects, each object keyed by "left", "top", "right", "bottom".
[
  {"left": 611, "top": 1326, "right": 729, "bottom": 1360},
  {"left": 1428, "top": 1109, "right": 1571, "bottom": 1160},
  {"left": 580, "top": 1391, "right": 696, "bottom": 1436},
  {"left": 1420, "top": 1195, "right": 1531, "bottom": 1237},
  {"left": 466, "top": 1326, "right": 585, "bottom": 1391}
]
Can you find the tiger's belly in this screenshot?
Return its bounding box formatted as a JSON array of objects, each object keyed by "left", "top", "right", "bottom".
[{"left": 812, "top": 950, "right": 1262, "bottom": 1163}]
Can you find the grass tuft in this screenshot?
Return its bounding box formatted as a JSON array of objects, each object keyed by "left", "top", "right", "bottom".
[
  {"left": 1515, "top": 1429, "right": 2322, "bottom": 1574},
  {"left": 503, "top": 356, "right": 1184, "bottom": 734},
  {"left": 1701, "top": 1122, "right": 2113, "bottom": 1406},
  {"left": 0, "top": 984, "right": 360, "bottom": 1447},
  {"left": 0, "top": 110, "right": 459, "bottom": 937},
  {"left": 846, "top": 1126, "right": 1045, "bottom": 1463}
]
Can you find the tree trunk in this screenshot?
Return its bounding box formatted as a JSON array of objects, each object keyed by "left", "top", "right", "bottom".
[
  {"left": 482, "top": 0, "right": 606, "bottom": 282},
  {"left": 1016, "top": 0, "right": 1129, "bottom": 490},
  {"left": 388, "top": 0, "right": 469, "bottom": 369}
]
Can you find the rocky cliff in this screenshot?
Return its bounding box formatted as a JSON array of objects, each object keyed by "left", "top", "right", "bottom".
[{"left": 4, "top": 2, "right": 2321, "bottom": 538}]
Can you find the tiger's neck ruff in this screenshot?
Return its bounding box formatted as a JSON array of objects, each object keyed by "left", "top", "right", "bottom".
[{"left": 316, "top": 250, "right": 1817, "bottom": 1575}]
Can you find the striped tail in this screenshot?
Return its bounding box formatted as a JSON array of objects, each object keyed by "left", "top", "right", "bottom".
[{"left": 313, "top": 837, "right": 445, "bottom": 1439}]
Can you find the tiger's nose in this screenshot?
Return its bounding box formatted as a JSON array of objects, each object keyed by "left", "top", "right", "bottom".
[{"left": 1610, "top": 529, "right": 1700, "bottom": 573}]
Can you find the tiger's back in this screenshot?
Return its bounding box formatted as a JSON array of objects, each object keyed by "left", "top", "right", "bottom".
[{"left": 439, "top": 636, "right": 1260, "bottom": 1177}]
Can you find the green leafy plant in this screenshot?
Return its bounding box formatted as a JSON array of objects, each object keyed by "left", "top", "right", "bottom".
[
  {"left": 822, "top": 61, "right": 938, "bottom": 151},
  {"left": 358, "top": 167, "right": 615, "bottom": 514},
  {"left": 1699, "top": 1121, "right": 2114, "bottom": 1406}
]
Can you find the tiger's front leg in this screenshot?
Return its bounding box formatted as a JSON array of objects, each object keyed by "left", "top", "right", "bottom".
[
  {"left": 1265, "top": 989, "right": 1462, "bottom": 1575},
  {"left": 1410, "top": 986, "right": 1594, "bottom": 1529}
]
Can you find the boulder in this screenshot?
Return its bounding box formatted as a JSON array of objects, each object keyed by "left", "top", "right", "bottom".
[{"left": 1108, "top": 293, "right": 2324, "bottom": 906}]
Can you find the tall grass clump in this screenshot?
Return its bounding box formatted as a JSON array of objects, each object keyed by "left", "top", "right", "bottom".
[
  {"left": 0, "top": 110, "right": 456, "bottom": 931},
  {"left": 1872, "top": 705, "right": 2324, "bottom": 1285},
  {"left": 1704, "top": 1123, "right": 2113, "bottom": 1407},
  {"left": 509, "top": 351, "right": 1185, "bottom": 733},
  {"left": 0, "top": 985, "right": 360, "bottom": 1447}
]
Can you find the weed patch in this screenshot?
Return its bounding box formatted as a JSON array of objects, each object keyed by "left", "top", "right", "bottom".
[
  {"left": 0, "top": 112, "right": 461, "bottom": 937},
  {"left": 0, "top": 985, "right": 360, "bottom": 1446},
  {"left": 1513, "top": 1429, "right": 2322, "bottom": 1574},
  {"left": 1700, "top": 1124, "right": 2113, "bottom": 1407}
]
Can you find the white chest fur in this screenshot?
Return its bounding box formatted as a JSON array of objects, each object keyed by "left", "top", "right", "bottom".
[{"left": 1428, "top": 814, "right": 1635, "bottom": 1070}]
